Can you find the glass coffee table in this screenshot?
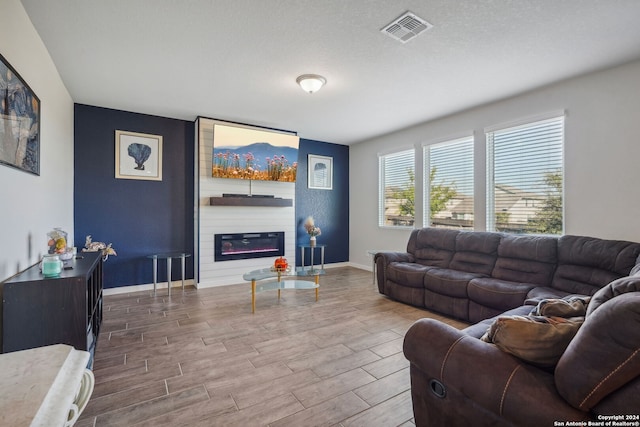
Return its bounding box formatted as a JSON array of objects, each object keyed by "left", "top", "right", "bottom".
[{"left": 243, "top": 266, "right": 325, "bottom": 313}]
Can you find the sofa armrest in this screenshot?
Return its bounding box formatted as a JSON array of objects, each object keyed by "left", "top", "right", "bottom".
[
  {"left": 374, "top": 251, "right": 415, "bottom": 265},
  {"left": 374, "top": 251, "right": 415, "bottom": 293},
  {"left": 403, "top": 319, "right": 589, "bottom": 425}
]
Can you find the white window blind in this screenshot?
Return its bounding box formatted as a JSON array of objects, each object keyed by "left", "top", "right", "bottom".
[
  {"left": 379, "top": 149, "right": 415, "bottom": 227},
  {"left": 486, "top": 116, "right": 564, "bottom": 235},
  {"left": 424, "top": 137, "right": 474, "bottom": 229}
]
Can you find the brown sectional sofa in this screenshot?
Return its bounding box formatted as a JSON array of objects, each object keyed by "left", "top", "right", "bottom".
[{"left": 374, "top": 228, "right": 640, "bottom": 426}]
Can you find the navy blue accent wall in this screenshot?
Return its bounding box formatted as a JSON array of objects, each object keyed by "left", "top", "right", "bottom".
[
  {"left": 74, "top": 104, "right": 194, "bottom": 289},
  {"left": 295, "top": 139, "right": 349, "bottom": 266}
]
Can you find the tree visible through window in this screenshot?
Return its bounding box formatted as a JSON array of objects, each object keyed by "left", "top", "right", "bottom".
[
  {"left": 424, "top": 137, "right": 474, "bottom": 229},
  {"left": 486, "top": 116, "right": 564, "bottom": 235},
  {"left": 379, "top": 149, "right": 415, "bottom": 227}
]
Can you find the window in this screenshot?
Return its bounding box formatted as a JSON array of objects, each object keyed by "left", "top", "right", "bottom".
[
  {"left": 379, "top": 149, "right": 415, "bottom": 227},
  {"left": 486, "top": 116, "right": 564, "bottom": 235},
  {"left": 424, "top": 137, "right": 474, "bottom": 229}
]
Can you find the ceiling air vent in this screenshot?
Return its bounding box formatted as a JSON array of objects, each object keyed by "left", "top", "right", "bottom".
[{"left": 381, "top": 11, "right": 433, "bottom": 44}]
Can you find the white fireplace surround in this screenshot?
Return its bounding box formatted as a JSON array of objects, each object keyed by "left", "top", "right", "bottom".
[{"left": 195, "top": 118, "right": 297, "bottom": 287}]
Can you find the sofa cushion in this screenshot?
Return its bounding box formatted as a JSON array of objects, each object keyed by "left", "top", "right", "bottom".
[
  {"left": 525, "top": 286, "right": 572, "bottom": 305},
  {"left": 532, "top": 296, "right": 590, "bottom": 317},
  {"left": 586, "top": 270, "right": 640, "bottom": 315},
  {"left": 411, "top": 228, "right": 459, "bottom": 268},
  {"left": 405, "top": 229, "right": 419, "bottom": 256},
  {"left": 551, "top": 235, "right": 640, "bottom": 295},
  {"left": 630, "top": 255, "right": 640, "bottom": 275},
  {"left": 383, "top": 280, "right": 425, "bottom": 308},
  {"left": 481, "top": 314, "right": 584, "bottom": 368},
  {"left": 449, "top": 231, "right": 501, "bottom": 275},
  {"left": 463, "top": 305, "right": 532, "bottom": 339},
  {"left": 386, "top": 262, "right": 433, "bottom": 288},
  {"left": 424, "top": 290, "right": 469, "bottom": 321},
  {"left": 492, "top": 234, "right": 557, "bottom": 285},
  {"left": 468, "top": 301, "right": 505, "bottom": 323},
  {"left": 555, "top": 290, "right": 640, "bottom": 410},
  {"left": 424, "top": 268, "right": 483, "bottom": 298},
  {"left": 468, "top": 278, "right": 536, "bottom": 311}
]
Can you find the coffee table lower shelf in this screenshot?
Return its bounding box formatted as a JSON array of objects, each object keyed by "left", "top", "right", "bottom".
[
  {"left": 249, "top": 279, "right": 319, "bottom": 313},
  {"left": 244, "top": 267, "right": 325, "bottom": 313}
]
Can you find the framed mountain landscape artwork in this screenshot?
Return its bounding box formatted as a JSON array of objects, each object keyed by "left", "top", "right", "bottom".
[
  {"left": 0, "top": 53, "right": 40, "bottom": 175},
  {"left": 212, "top": 122, "right": 299, "bottom": 182}
]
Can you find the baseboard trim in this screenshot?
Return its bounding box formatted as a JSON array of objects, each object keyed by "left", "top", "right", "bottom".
[
  {"left": 103, "top": 280, "right": 196, "bottom": 296},
  {"left": 103, "top": 262, "right": 358, "bottom": 294},
  {"left": 348, "top": 262, "right": 372, "bottom": 272}
]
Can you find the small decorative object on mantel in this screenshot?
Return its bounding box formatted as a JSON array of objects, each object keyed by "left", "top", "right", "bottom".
[
  {"left": 304, "top": 216, "right": 322, "bottom": 247},
  {"left": 83, "top": 235, "right": 117, "bottom": 261}
]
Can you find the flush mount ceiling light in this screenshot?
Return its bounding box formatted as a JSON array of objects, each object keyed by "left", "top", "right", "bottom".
[{"left": 296, "top": 74, "right": 327, "bottom": 94}]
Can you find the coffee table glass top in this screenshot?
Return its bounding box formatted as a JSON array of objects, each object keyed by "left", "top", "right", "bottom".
[
  {"left": 254, "top": 279, "right": 319, "bottom": 293},
  {"left": 243, "top": 266, "right": 325, "bottom": 281}
]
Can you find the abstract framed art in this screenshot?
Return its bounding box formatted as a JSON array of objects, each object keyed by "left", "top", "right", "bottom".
[
  {"left": 308, "top": 154, "right": 333, "bottom": 190},
  {"left": 115, "top": 130, "right": 163, "bottom": 181},
  {"left": 0, "top": 53, "right": 40, "bottom": 175}
]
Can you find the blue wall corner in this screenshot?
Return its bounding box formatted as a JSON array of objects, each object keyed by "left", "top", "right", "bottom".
[
  {"left": 295, "top": 139, "right": 349, "bottom": 266},
  {"left": 74, "top": 104, "right": 195, "bottom": 288}
]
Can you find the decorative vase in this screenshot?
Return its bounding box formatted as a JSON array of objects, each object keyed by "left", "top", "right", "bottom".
[{"left": 310, "top": 235, "right": 316, "bottom": 247}]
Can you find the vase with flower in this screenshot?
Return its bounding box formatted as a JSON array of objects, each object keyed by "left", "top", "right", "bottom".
[{"left": 304, "top": 216, "right": 321, "bottom": 247}]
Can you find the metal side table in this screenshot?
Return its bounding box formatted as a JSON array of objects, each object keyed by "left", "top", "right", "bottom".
[
  {"left": 147, "top": 252, "right": 191, "bottom": 296},
  {"left": 299, "top": 244, "right": 326, "bottom": 271}
]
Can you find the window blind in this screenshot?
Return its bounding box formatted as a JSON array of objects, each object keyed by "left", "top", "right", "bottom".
[
  {"left": 424, "top": 137, "right": 474, "bottom": 229},
  {"left": 379, "top": 149, "right": 415, "bottom": 227},
  {"left": 486, "top": 116, "right": 564, "bottom": 234}
]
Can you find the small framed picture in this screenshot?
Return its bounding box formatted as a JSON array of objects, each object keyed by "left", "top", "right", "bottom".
[
  {"left": 115, "top": 130, "right": 163, "bottom": 181},
  {"left": 308, "top": 154, "right": 333, "bottom": 190}
]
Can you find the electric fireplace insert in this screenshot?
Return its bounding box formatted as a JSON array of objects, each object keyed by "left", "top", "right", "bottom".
[{"left": 214, "top": 232, "right": 284, "bottom": 261}]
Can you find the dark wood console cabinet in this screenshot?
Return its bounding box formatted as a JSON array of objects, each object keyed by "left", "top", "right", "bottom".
[{"left": 0, "top": 251, "right": 103, "bottom": 360}]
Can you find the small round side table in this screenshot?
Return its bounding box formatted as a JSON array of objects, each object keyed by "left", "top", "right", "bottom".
[{"left": 147, "top": 252, "right": 191, "bottom": 296}]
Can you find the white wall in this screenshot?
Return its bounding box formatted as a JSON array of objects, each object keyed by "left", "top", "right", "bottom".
[
  {"left": 0, "top": 0, "right": 74, "bottom": 281},
  {"left": 350, "top": 59, "right": 640, "bottom": 269}
]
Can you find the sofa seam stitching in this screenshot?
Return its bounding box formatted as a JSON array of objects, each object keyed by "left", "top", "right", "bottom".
[
  {"left": 468, "top": 281, "right": 531, "bottom": 295},
  {"left": 440, "top": 335, "right": 465, "bottom": 381},
  {"left": 500, "top": 365, "right": 521, "bottom": 415},
  {"left": 578, "top": 347, "right": 640, "bottom": 409}
]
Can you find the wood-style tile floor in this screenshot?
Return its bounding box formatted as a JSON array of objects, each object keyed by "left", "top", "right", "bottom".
[{"left": 77, "top": 267, "right": 468, "bottom": 427}]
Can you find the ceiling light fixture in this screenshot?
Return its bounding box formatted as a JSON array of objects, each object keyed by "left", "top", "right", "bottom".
[{"left": 296, "top": 74, "right": 326, "bottom": 94}]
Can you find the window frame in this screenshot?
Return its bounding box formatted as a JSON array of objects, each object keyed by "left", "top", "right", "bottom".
[
  {"left": 378, "top": 148, "right": 416, "bottom": 229},
  {"left": 423, "top": 136, "right": 474, "bottom": 229},
  {"left": 485, "top": 114, "right": 565, "bottom": 235}
]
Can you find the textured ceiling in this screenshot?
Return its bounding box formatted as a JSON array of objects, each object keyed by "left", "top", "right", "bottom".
[{"left": 19, "top": 0, "right": 640, "bottom": 145}]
